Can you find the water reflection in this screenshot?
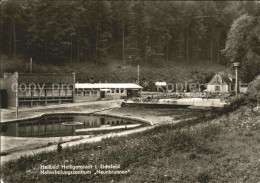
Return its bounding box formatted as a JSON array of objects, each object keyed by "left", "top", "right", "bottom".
[{"left": 0, "top": 115, "right": 141, "bottom": 137}]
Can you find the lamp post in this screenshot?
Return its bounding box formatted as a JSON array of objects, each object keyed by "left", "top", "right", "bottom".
[
  {"left": 129, "top": 56, "right": 132, "bottom": 65},
  {"left": 233, "top": 62, "right": 240, "bottom": 98},
  {"left": 137, "top": 64, "right": 139, "bottom": 84}
]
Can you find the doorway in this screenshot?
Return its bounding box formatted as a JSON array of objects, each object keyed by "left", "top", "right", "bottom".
[
  {"left": 127, "top": 90, "right": 133, "bottom": 98},
  {"left": 100, "top": 91, "right": 105, "bottom": 98}
]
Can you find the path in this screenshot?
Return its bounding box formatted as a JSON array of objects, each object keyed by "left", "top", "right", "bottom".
[{"left": 1, "top": 126, "right": 154, "bottom": 164}]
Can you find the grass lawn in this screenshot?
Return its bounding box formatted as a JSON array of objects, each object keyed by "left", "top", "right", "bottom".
[{"left": 1, "top": 107, "right": 260, "bottom": 183}]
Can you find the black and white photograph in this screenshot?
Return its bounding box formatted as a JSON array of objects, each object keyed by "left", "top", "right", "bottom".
[{"left": 0, "top": 0, "right": 260, "bottom": 182}]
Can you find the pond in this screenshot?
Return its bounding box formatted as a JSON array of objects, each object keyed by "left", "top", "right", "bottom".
[{"left": 0, "top": 114, "right": 147, "bottom": 137}]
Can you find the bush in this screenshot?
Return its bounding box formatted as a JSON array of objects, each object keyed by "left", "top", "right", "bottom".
[
  {"left": 219, "top": 95, "right": 258, "bottom": 114},
  {"left": 197, "top": 172, "right": 210, "bottom": 183},
  {"left": 220, "top": 96, "right": 247, "bottom": 114}
]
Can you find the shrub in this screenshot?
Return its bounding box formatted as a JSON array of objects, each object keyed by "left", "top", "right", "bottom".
[
  {"left": 197, "top": 172, "right": 210, "bottom": 183},
  {"left": 219, "top": 95, "right": 257, "bottom": 114}
]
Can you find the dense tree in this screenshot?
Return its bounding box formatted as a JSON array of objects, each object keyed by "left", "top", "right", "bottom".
[
  {"left": 1, "top": 0, "right": 258, "bottom": 71},
  {"left": 223, "top": 13, "right": 260, "bottom": 82}
]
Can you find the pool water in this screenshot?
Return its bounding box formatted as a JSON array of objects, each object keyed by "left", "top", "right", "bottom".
[{"left": 0, "top": 114, "right": 146, "bottom": 137}]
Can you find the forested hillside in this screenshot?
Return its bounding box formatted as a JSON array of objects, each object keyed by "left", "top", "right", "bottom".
[
  {"left": 1, "top": 1, "right": 260, "bottom": 82},
  {"left": 1, "top": 55, "right": 226, "bottom": 90}
]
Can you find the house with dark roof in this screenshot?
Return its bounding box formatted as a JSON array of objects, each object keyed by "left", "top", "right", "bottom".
[
  {"left": 206, "top": 73, "right": 232, "bottom": 93},
  {"left": 0, "top": 72, "right": 75, "bottom": 107}
]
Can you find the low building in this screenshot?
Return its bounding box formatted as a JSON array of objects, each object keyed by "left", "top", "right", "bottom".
[
  {"left": 206, "top": 73, "right": 232, "bottom": 93},
  {"left": 0, "top": 72, "right": 75, "bottom": 107},
  {"left": 155, "top": 81, "right": 167, "bottom": 92},
  {"left": 75, "top": 83, "right": 142, "bottom": 102}
]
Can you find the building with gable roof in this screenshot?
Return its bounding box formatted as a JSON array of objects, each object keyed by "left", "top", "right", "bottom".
[{"left": 206, "top": 73, "right": 233, "bottom": 93}]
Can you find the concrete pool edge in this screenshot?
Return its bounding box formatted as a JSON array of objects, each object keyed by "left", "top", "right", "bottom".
[
  {"left": 0, "top": 109, "right": 153, "bottom": 127},
  {"left": 0, "top": 111, "right": 155, "bottom": 164}
]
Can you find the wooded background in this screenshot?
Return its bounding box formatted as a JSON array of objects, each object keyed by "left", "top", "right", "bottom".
[{"left": 1, "top": 1, "right": 260, "bottom": 82}]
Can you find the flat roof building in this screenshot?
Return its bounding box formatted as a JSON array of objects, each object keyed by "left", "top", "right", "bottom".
[
  {"left": 75, "top": 83, "right": 142, "bottom": 102},
  {"left": 0, "top": 72, "right": 75, "bottom": 107}
]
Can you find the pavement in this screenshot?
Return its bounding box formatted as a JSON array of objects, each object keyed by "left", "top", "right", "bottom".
[
  {"left": 0, "top": 125, "right": 154, "bottom": 164},
  {"left": 161, "top": 98, "right": 226, "bottom": 107}
]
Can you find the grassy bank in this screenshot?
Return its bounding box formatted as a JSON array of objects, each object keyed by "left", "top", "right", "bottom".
[{"left": 1, "top": 106, "right": 259, "bottom": 183}]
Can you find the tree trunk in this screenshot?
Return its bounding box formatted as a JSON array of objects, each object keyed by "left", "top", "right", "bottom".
[
  {"left": 186, "top": 30, "right": 189, "bottom": 62},
  {"left": 192, "top": 38, "right": 195, "bottom": 62},
  {"left": 197, "top": 39, "right": 200, "bottom": 63},
  {"left": 210, "top": 37, "right": 213, "bottom": 62},
  {"left": 10, "top": 28, "right": 12, "bottom": 57},
  {"left": 96, "top": 24, "right": 99, "bottom": 63},
  {"left": 78, "top": 39, "right": 80, "bottom": 64},
  {"left": 217, "top": 37, "right": 220, "bottom": 63},
  {"left": 70, "top": 34, "right": 73, "bottom": 62},
  {"left": 13, "top": 13, "right": 16, "bottom": 58},
  {"left": 172, "top": 39, "right": 174, "bottom": 63},
  {"left": 45, "top": 31, "right": 48, "bottom": 62},
  {"left": 122, "top": 23, "right": 125, "bottom": 65},
  {"left": 166, "top": 39, "right": 169, "bottom": 63},
  {"left": 145, "top": 46, "right": 148, "bottom": 66},
  {"left": 179, "top": 41, "right": 182, "bottom": 58}
]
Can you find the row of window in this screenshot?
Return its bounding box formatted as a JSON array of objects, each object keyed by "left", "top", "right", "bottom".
[
  {"left": 76, "top": 90, "right": 98, "bottom": 97},
  {"left": 75, "top": 89, "right": 125, "bottom": 96},
  {"left": 18, "top": 90, "right": 73, "bottom": 97},
  {"left": 107, "top": 89, "right": 124, "bottom": 94}
]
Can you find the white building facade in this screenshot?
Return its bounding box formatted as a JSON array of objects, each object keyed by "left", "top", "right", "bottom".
[{"left": 75, "top": 83, "right": 142, "bottom": 102}]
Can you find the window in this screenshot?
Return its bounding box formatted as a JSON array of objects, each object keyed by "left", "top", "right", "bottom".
[
  {"left": 39, "top": 89, "right": 45, "bottom": 96},
  {"left": 92, "top": 90, "right": 97, "bottom": 96},
  {"left": 112, "top": 89, "right": 115, "bottom": 93},
  {"left": 75, "top": 89, "right": 82, "bottom": 96},
  {"left": 18, "top": 91, "right": 26, "bottom": 97},
  {"left": 60, "top": 89, "right": 66, "bottom": 96},
  {"left": 53, "top": 89, "right": 59, "bottom": 97},
  {"left": 84, "top": 90, "right": 90, "bottom": 96},
  {"left": 215, "top": 86, "right": 220, "bottom": 92},
  {"left": 33, "top": 90, "right": 40, "bottom": 96},
  {"left": 120, "top": 89, "right": 124, "bottom": 93},
  {"left": 46, "top": 89, "right": 53, "bottom": 96},
  {"left": 116, "top": 89, "right": 119, "bottom": 93},
  {"left": 67, "top": 90, "right": 72, "bottom": 96},
  {"left": 25, "top": 90, "right": 31, "bottom": 96},
  {"left": 1, "top": 125, "right": 7, "bottom": 132}
]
